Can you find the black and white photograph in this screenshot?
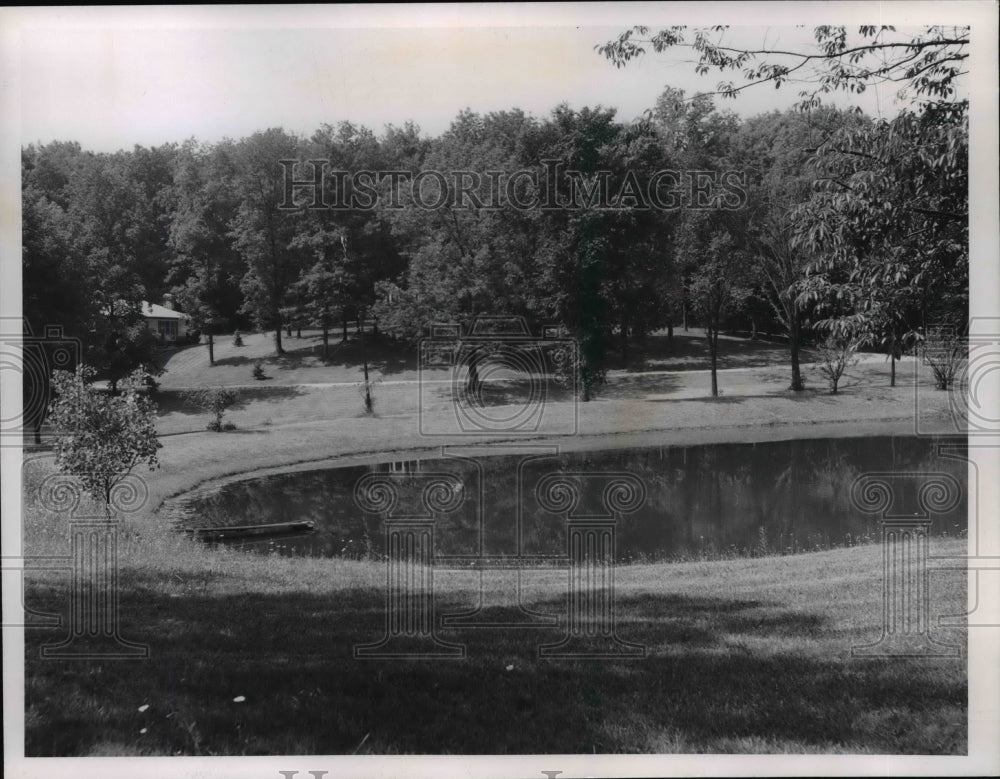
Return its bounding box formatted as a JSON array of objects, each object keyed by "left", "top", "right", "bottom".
[{"left": 2, "top": 3, "right": 998, "bottom": 777}]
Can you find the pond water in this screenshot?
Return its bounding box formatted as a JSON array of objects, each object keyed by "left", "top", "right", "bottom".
[{"left": 180, "top": 435, "right": 968, "bottom": 562}]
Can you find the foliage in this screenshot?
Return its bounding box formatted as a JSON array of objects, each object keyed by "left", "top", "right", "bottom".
[
  {"left": 598, "top": 25, "right": 968, "bottom": 110},
  {"left": 687, "top": 230, "right": 752, "bottom": 397},
  {"left": 47, "top": 365, "right": 161, "bottom": 514},
  {"left": 922, "top": 326, "right": 966, "bottom": 390},
  {"left": 183, "top": 387, "right": 241, "bottom": 431},
  {"left": 815, "top": 332, "right": 861, "bottom": 394},
  {"left": 20, "top": 56, "right": 968, "bottom": 407}
]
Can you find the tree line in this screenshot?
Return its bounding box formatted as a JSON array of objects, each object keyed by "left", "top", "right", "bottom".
[{"left": 22, "top": 26, "right": 968, "bottom": 427}]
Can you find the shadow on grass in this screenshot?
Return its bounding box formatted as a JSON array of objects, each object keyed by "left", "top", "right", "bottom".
[
  {"left": 24, "top": 581, "right": 965, "bottom": 756},
  {"left": 599, "top": 374, "right": 684, "bottom": 400},
  {"left": 608, "top": 331, "right": 818, "bottom": 375},
  {"left": 211, "top": 335, "right": 417, "bottom": 377},
  {"left": 156, "top": 386, "right": 306, "bottom": 417}
]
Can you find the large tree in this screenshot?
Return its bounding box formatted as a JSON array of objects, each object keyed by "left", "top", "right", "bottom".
[{"left": 227, "top": 129, "right": 306, "bottom": 355}]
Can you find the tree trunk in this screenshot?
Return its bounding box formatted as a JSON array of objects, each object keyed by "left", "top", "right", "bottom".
[
  {"left": 890, "top": 332, "right": 897, "bottom": 387},
  {"left": 296, "top": 324, "right": 302, "bottom": 338},
  {"left": 619, "top": 316, "right": 629, "bottom": 364},
  {"left": 682, "top": 301, "right": 688, "bottom": 331},
  {"left": 342, "top": 312, "right": 348, "bottom": 343},
  {"left": 751, "top": 318, "right": 757, "bottom": 341},
  {"left": 286, "top": 324, "right": 292, "bottom": 338},
  {"left": 709, "top": 328, "right": 719, "bottom": 397},
  {"left": 322, "top": 324, "right": 329, "bottom": 359},
  {"left": 356, "top": 316, "right": 361, "bottom": 335},
  {"left": 363, "top": 355, "right": 372, "bottom": 413},
  {"left": 274, "top": 311, "right": 284, "bottom": 354},
  {"left": 666, "top": 317, "right": 673, "bottom": 344},
  {"left": 362, "top": 321, "right": 372, "bottom": 414},
  {"left": 208, "top": 332, "right": 214, "bottom": 366},
  {"left": 789, "top": 313, "right": 803, "bottom": 391}
]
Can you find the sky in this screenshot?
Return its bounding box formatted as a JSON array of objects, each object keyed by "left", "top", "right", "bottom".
[{"left": 11, "top": 5, "right": 954, "bottom": 153}]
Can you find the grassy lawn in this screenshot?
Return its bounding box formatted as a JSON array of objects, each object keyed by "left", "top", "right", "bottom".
[
  {"left": 155, "top": 328, "right": 820, "bottom": 389},
  {"left": 21, "top": 532, "right": 967, "bottom": 756},
  {"left": 18, "top": 330, "right": 969, "bottom": 756},
  {"left": 21, "top": 457, "right": 967, "bottom": 756}
]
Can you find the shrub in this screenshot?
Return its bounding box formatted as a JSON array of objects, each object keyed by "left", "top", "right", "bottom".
[
  {"left": 233, "top": 330, "right": 244, "bottom": 347},
  {"left": 922, "top": 326, "right": 966, "bottom": 390},
  {"left": 816, "top": 333, "right": 861, "bottom": 394},
  {"left": 252, "top": 360, "right": 267, "bottom": 381},
  {"left": 184, "top": 388, "right": 241, "bottom": 431},
  {"left": 47, "top": 365, "right": 161, "bottom": 515}
]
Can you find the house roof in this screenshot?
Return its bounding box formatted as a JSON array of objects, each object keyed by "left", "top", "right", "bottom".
[{"left": 142, "top": 301, "right": 188, "bottom": 320}]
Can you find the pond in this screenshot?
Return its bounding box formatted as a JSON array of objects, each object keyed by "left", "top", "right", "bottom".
[{"left": 179, "top": 435, "right": 968, "bottom": 562}]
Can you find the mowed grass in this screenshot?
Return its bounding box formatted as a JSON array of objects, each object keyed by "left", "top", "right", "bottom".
[
  {"left": 22, "top": 468, "right": 968, "bottom": 756},
  {"left": 18, "top": 330, "right": 968, "bottom": 757}
]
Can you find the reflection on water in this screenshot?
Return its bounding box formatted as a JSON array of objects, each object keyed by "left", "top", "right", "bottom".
[{"left": 181, "top": 436, "right": 967, "bottom": 562}]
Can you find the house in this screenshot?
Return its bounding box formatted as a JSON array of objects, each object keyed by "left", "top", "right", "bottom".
[{"left": 142, "top": 294, "right": 191, "bottom": 343}]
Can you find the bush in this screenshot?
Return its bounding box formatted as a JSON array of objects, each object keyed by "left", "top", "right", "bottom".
[
  {"left": 922, "top": 326, "right": 966, "bottom": 390},
  {"left": 47, "top": 365, "right": 161, "bottom": 514},
  {"left": 233, "top": 330, "right": 244, "bottom": 347},
  {"left": 816, "top": 333, "right": 861, "bottom": 394},
  {"left": 252, "top": 360, "right": 267, "bottom": 381},
  {"left": 183, "top": 388, "right": 241, "bottom": 431}
]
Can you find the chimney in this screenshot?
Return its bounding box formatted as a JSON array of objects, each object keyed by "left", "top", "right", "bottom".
[{"left": 163, "top": 293, "right": 174, "bottom": 310}]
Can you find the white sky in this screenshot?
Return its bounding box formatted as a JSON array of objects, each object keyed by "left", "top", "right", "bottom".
[{"left": 11, "top": 6, "right": 960, "bottom": 152}]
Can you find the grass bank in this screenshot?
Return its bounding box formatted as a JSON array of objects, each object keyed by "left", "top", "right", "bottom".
[
  {"left": 22, "top": 450, "right": 967, "bottom": 755},
  {"left": 18, "top": 332, "right": 968, "bottom": 756},
  {"left": 22, "top": 526, "right": 967, "bottom": 755}
]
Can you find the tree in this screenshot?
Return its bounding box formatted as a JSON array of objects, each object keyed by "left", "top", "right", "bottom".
[
  {"left": 600, "top": 26, "right": 969, "bottom": 388},
  {"left": 794, "top": 106, "right": 968, "bottom": 381},
  {"left": 291, "top": 231, "right": 346, "bottom": 359},
  {"left": 21, "top": 159, "right": 90, "bottom": 442},
  {"left": 687, "top": 230, "right": 751, "bottom": 397},
  {"left": 184, "top": 387, "right": 240, "bottom": 431},
  {"left": 815, "top": 331, "right": 861, "bottom": 394},
  {"left": 598, "top": 25, "right": 968, "bottom": 111},
  {"left": 47, "top": 365, "right": 161, "bottom": 517},
  {"left": 726, "top": 108, "right": 866, "bottom": 391},
  {"left": 227, "top": 129, "right": 306, "bottom": 355},
  {"left": 168, "top": 141, "right": 246, "bottom": 366}
]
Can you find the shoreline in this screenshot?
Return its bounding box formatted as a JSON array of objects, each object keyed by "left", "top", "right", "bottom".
[{"left": 156, "top": 413, "right": 963, "bottom": 521}]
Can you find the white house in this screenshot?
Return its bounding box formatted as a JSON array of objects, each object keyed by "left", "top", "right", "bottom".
[{"left": 142, "top": 294, "right": 190, "bottom": 342}]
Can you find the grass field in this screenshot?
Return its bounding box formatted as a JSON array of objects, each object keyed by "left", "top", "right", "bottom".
[
  {"left": 18, "top": 329, "right": 970, "bottom": 756},
  {"left": 21, "top": 494, "right": 968, "bottom": 755}
]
